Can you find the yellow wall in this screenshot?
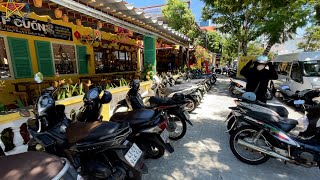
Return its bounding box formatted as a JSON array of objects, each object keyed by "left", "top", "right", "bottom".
[{"left": 0, "top": 7, "right": 138, "bottom": 105}]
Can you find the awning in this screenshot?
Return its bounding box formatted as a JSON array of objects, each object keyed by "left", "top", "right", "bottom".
[{"left": 48, "top": 0, "right": 190, "bottom": 46}]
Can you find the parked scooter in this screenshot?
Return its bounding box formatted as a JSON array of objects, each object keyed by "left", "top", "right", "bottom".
[
  {"left": 74, "top": 86, "right": 174, "bottom": 159},
  {"left": 0, "top": 151, "right": 79, "bottom": 180},
  {"left": 113, "top": 79, "right": 192, "bottom": 140},
  {"left": 27, "top": 86, "right": 147, "bottom": 179},
  {"left": 228, "top": 96, "right": 320, "bottom": 168},
  {"left": 278, "top": 85, "right": 320, "bottom": 110},
  {"left": 229, "top": 79, "right": 273, "bottom": 100},
  {"left": 226, "top": 92, "right": 289, "bottom": 134}
]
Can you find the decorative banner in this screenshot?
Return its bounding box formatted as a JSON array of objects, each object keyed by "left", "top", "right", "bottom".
[
  {"left": 0, "top": 0, "right": 26, "bottom": 18},
  {"left": 0, "top": 12, "right": 73, "bottom": 41}
]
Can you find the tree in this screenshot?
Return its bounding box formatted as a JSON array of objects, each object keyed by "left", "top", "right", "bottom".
[
  {"left": 260, "top": 0, "right": 315, "bottom": 55},
  {"left": 201, "top": 0, "right": 314, "bottom": 55},
  {"left": 162, "top": 0, "right": 200, "bottom": 42},
  {"left": 221, "top": 35, "right": 238, "bottom": 64},
  {"left": 298, "top": 25, "right": 320, "bottom": 51},
  {"left": 196, "top": 31, "right": 223, "bottom": 53},
  {"left": 202, "top": 0, "right": 267, "bottom": 55}
]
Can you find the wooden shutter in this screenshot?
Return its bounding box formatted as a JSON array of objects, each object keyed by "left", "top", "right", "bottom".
[
  {"left": 35, "top": 41, "right": 54, "bottom": 77},
  {"left": 77, "top": 46, "right": 88, "bottom": 74},
  {"left": 7, "top": 37, "right": 33, "bottom": 79}
]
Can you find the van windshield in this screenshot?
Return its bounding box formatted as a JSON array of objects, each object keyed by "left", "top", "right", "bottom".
[{"left": 303, "top": 60, "right": 320, "bottom": 76}]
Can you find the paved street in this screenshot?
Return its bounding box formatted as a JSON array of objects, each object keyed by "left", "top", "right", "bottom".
[{"left": 143, "top": 76, "right": 320, "bottom": 180}]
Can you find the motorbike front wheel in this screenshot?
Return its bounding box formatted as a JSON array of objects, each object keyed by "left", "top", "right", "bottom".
[
  {"left": 185, "top": 97, "right": 197, "bottom": 113},
  {"left": 167, "top": 113, "right": 187, "bottom": 140},
  {"left": 230, "top": 126, "right": 270, "bottom": 165}
]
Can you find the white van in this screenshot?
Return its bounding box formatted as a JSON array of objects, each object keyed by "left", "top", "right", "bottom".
[{"left": 272, "top": 51, "right": 320, "bottom": 94}]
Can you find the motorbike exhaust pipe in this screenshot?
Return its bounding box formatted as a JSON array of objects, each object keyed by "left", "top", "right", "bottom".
[{"left": 237, "top": 139, "right": 291, "bottom": 162}]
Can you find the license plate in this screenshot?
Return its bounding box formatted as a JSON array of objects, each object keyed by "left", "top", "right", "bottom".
[
  {"left": 124, "top": 143, "right": 142, "bottom": 167},
  {"left": 183, "top": 110, "right": 190, "bottom": 119},
  {"left": 160, "top": 129, "right": 169, "bottom": 143}
]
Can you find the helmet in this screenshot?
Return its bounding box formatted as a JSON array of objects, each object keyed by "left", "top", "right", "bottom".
[
  {"left": 172, "top": 93, "right": 185, "bottom": 101},
  {"left": 241, "top": 92, "right": 256, "bottom": 102},
  {"left": 129, "top": 79, "right": 140, "bottom": 91},
  {"left": 101, "top": 90, "right": 112, "bottom": 104},
  {"left": 256, "top": 55, "right": 269, "bottom": 64}
]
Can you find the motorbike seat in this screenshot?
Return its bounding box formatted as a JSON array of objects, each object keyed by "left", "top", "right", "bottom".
[
  {"left": 271, "top": 118, "right": 298, "bottom": 133},
  {"left": 149, "top": 96, "right": 182, "bottom": 106},
  {"left": 245, "top": 110, "right": 298, "bottom": 133},
  {"left": 0, "top": 151, "right": 65, "bottom": 180},
  {"left": 67, "top": 121, "right": 125, "bottom": 144},
  {"left": 110, "top": 109, "right": 156, "bottom": 126},
  {"left": 257, "top": 102, "right": 289, "bottom": 118}
]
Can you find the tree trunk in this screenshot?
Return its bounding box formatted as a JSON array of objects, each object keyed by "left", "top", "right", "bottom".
[
  {"left": 263, "top": 41, "right": 274, "bottom": 56},
  {"left": 242, "top": 42, "right": 248, "bottom": 56}
]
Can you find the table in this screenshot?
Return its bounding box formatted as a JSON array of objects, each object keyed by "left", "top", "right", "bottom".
[{"left": 12, "top": 80, "right": 53, "bottom": 104}]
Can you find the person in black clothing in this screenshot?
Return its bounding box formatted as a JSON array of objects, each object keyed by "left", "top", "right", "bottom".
[{"left": 240, "top": 56, "right": 278, "bottom": 103}]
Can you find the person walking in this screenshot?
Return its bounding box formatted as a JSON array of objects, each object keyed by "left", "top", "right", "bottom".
[{"left": 240, "top": 55, "right": 278, "bottom": 103}]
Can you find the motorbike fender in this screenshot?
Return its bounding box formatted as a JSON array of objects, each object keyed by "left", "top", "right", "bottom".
[
  {"left": 169, "top": 108, "right": 193, "bottom": 126},
  {"left": 141, "top": 133, "right": 174, "bottom": 153}
]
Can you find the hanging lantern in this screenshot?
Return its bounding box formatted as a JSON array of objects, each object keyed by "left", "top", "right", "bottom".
[
  {"left": 114, "top": 26, "right": 118, "bottom": 33},
  {"left": 74, "top": 31, "right": 81, "bottom": 39},
  {"left": 97, "top": 21, "right": 103, "bottom": 29},
  {"left": 54, "top": 8, "right": 63, "bottom": 18},
  {"left": 76, "top": 19, "right": 81, "bottom": 26},
  {"left": 128, "top": 30, "right": 133, "bottom": 36},
  {"left": 62, "top": 14, "right": 69, "bottom": 22},
  {"left": 33, "top": 0, "right": 42, "bottom": 8}
]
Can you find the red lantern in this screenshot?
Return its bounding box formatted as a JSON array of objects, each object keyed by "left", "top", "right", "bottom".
[{"left": 74, "top": 31, "right": 81, "bottom": 39}]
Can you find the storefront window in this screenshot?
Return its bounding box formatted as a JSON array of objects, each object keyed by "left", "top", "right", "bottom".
[
  {"left": 0, "top": 37, "right": 11, "bottom": 79},
  {"left": 52, "top": 43, "right": 77, "bottom": 74},
  {"left": 94, "top": 47, "right": 137, "bottom": 74}
]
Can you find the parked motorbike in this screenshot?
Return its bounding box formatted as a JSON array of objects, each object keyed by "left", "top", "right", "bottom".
[
  {"left": 113, "top": 79, "right": 192, "bottom": 140},
  {"left": 278, "top": 85, "right": 320, "bottom": 111},
  {"left": 228, "top": 79, "right": 273, "bottom": 100},
  {"left": 226, "top": 92, "right": 289, "bottom": 134},
  {"left": 228, "top": 98, "right": 320, "bottom": 168},
  {"left": 0, "top": 151, "right": 79, "bottom": 180},
  {"left": 74, "top": 87, "right": 174, "bottom": 159},
  {"left": 27, "top": 86, "right": 147, "bottom": 179}
]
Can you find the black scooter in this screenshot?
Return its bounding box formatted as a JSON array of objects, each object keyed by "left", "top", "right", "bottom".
[
  {"left": 74, "top": 87, "right": 174, "bottom": 159},
  {"left": 27, "top": 87, "right": 147, "bottom": 179}
]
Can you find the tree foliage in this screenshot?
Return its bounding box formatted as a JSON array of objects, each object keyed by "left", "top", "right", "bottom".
[
  {"left": 221, "top": 35, "right": 238, "bottom": 64},
  {"left": 201, "top": 0, "right": 315, "bottom": 55},
  {"left": 162, "top": 0, "right": 200, "bottom": 42},
  {"left": 298, "top": 25, "right": 320, "bottom": 51},
  {"left": 196, "top": 31, "right": 223, "bottom": 53}
]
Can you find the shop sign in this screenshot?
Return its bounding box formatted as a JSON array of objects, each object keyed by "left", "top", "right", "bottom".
[{"left": 0, "top": 12, "right": 73, "bottom": 41}]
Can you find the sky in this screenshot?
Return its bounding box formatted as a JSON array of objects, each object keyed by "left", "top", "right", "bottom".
[{"left": 125, "top": 0, "right": 205, "bottom": 22}]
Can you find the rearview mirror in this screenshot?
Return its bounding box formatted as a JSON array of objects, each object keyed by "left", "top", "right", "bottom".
[
  {"left": 281, "top": 85, "right": 290, "bottom": 90},
  {"left": 294, "top": 99, "right": 305, "bottom": 105}
]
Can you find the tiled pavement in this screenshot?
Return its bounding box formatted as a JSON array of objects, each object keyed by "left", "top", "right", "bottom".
[{"left": 143, "top": 77, "right": 319, "bottom": 180}]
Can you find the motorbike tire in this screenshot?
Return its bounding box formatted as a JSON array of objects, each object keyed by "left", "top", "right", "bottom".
[
  {"left": 144, "top": 141, "right": 165, "bottom": 159},
  {"left": 167, "top": 113, "right": 187, "bottom": 141},
  {"left": 185, "top": 97, "right": 197, "bottom": 113},
  {"left": 229, "top": 126, "right": 270, "bottom": 165},
  {"left": 113, "top": 105, "right": 129, "bottom": 114}
]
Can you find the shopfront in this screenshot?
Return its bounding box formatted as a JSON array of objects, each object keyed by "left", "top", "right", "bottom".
[{"left": 0, "top": 5, "right": 140, "bottom": 106}]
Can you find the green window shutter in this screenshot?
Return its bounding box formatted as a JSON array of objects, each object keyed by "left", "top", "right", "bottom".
[
  {"left": 77, "top": 46, "right": 88, "bottom": 74},
  {"left": 35, "top": 41, "right": 54, "bottom": 77},
  {"left": 7, "top": 37, "right": 33, "bottom": 78}
]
